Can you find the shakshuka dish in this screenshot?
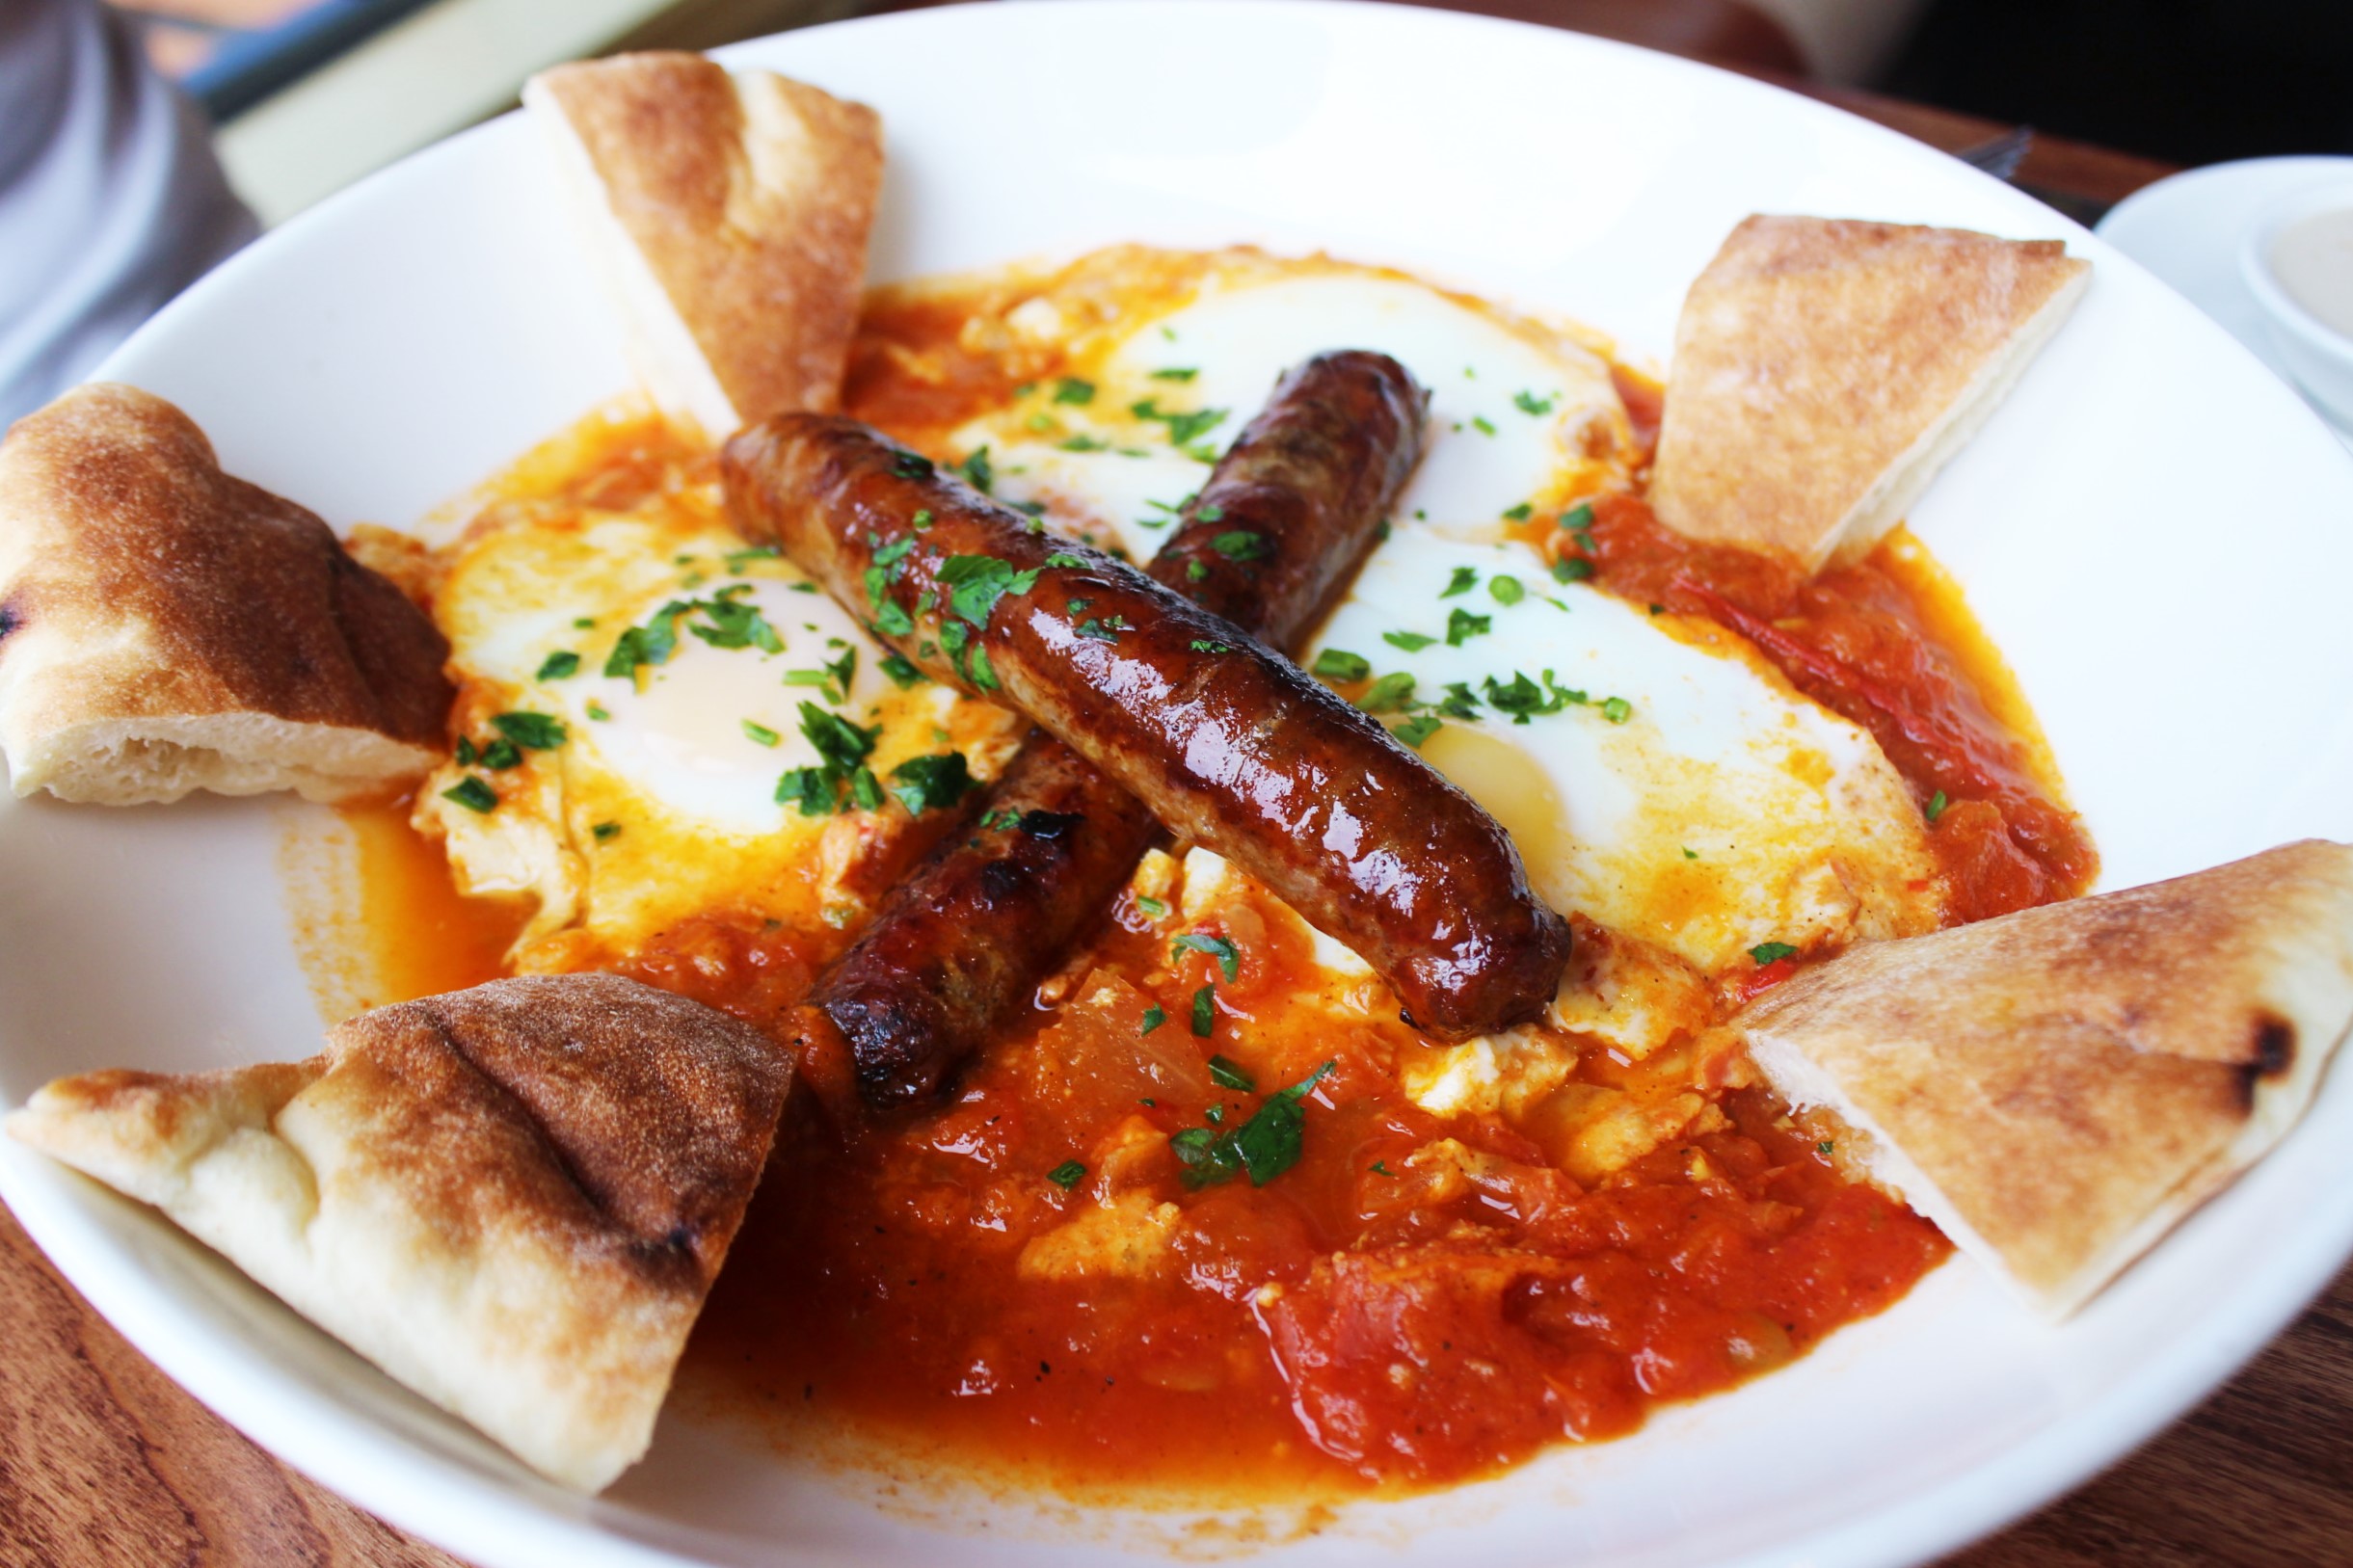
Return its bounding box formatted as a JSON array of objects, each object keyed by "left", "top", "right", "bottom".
[{"left": 7, "top": 49, "right": 2351, "bottom": 1513}]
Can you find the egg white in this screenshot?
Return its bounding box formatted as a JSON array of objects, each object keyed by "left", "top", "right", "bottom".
[
  {"left": 954, "top": 258, "right": 1630, "bottom": 562},
  {"left": 1304, "top": 533, "right": 1943, "bottom": 976},
  {"left": 420, "top": 503, "right": 1024, "bottom": 955}
]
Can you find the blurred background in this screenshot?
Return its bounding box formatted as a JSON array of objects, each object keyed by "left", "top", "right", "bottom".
[{"left": 112, "top": 0, "right": 2353, "bottom": 227}]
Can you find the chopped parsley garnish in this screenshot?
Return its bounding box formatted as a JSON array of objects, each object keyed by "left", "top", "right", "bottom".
[
  {"left": 1502, "top": 502, "right": 1533, "bottom": 521},
  {"left": 592, "top": 821, "right": 621, "bottom": 841},
  {"left": 1440, "top": 566, "right": 1479, "bottom": 598},
  {"left": 1357, "top": 672, "right": 1418, "bottom": 713},
  {"left": 1382, "top": 630, "right": 1437, "bottom": 652},
  {"left": 1394, "top": 714, "right": 1443, "bottom": 748},
  {"left": 1435, "top": 681, "right": 1484, "bottom": 719},
  {"left": 742, "top": 720, "right": 781, "bottom": 747},
  {"left": 1185, "top": 558, "right": 1209, "bottom": 581},
  {"left": 535, "top": 651, "right": 580, "bottom": 680},
  {"left": 1172, "top": 933, "right": 1241, "bottom": 983},
  {"left": 938, "top": 554, "right": 1041, "bottom": 626},
  {"left": 694, "top": 594, "right": 784, "bottom": 657},
  {"left": 1167, "top": 1061, "right": 1336, "bottom": 1190},
  {"left": 1601, "top": 696, "right": 1633, "bottom": 724},
  {"left": 1558, "top": 501, "right": 1595, "bottom": 533},
  {"left": 1210, "top": 529, "right": 1269, "bottom": 562},
  {"left": 1129, "top": 397, "right": 1228, "bottom": 448},
  {"left": 1470, "top": 414, "right": 1497, "bottom": 436},
  {"left": 1513, "top": 390, "right": 1556, "bottom": 415},
  {"left": 493, "top": 711, "right": 567, "bottom": 751},
  {"left": 911, "top": 508, "right": 934, "bottom": 530},
  {"left": 1136, "top": 895, "right": 1169, "bottom": 918},
  {"left": 979, "top": 808, "right": 1025, "bottom": 831},
  {"left": 479, "top": 741, "right": 518, "bottom": 771},
  {"left": 1370, "top": 1159, "right": 1396, "bottom": 1177},
  {"left": 889, "top": 751, "right": 974, "bottom": 815},
  {"left": 1190, "top": 639, "right": 1235, "bottom": 653},
  {"left": 1043, "top": 551, "right": 1087, "bottom": 568},
  {"left": 891, "top": 450, "right": 935, "bottom": 479},
  {"left": 604, "top": 604, "right": 682, "bottom": 678},
  {"left": 1445, "top": 607, "right": 1491, "bottom": 646},
  {"left": 1311, "top": 649, "right": 1371, "bottom": 682},
  {"left": 1208, "top": 1054, "right": 1255, "bottom": 1092},
  {"left": 585, "top": 702, "right": 611, "bottom": 722},
  {"left": 1150, "top": 366, "right": 1198, "bottom": 381},
  {"left": 1196, "top": 503, "right": 1226, "bottom": 523},
  {"left": 957, "top": 447, "right": 995, "bottom": 493},
  {"left": 1075, "top": 616, "right": 1130, "bottom": 642},
  {"left": 877, "top": 651, "right": 925, "bottom": 688},
  {"left": 1683, "top": 846, "right": 1699, "bottom": 860},
  {"left": 1191, "top": 984, "right": 1217, "bottom": 1038},
  {"left": 1817, "top": 1140, "right": 1836, "bottom": 1156},
  {"left": 1482, "top": 671, "right": 1579, "bottom": 723},
  {"left": 1750, "top": 942, "right": 1801, "bottom": 966},
  {"left": 1140, "top": 1004, "right": 1167, "bottom": 1034},
  {"left": 1053, "top": 377, "right": 1095, "bottom": 405},
  {"left": 802, "top": 703, "right": 875, "bottom": 771},
  {"left": 1551, "top": 556, "right": 1594, "bottom": 584},
  {"left": 725, "top": 545, "right": 780, "bottom": 572},
  {"left": 454, "top": 736, "right": 476, "bottom": 766},
  {"left": 776, "top": 702, "right": 881, "bottom": 816},
  {"left": 1926, "top": 789, "right": 1950, "bottom": 824},
  {"left": 1047, "top": 1160, "right": 1086, "bottom": 1190},
  {"left": 573, "top": 616, "right": 597, "bottom": 629},
  {"left": 1488, "top": 574, "right": 1525, "bottom": 606},
  {"left": 441, "top": 776, "right": 496, "bottom": 814}
]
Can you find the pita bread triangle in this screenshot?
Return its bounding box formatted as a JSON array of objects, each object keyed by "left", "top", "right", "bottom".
[
  {"left": 1650, "top": 215, "right": 2090, "bottom": 573},
  {"left": 0, "top": 383, "right": 452, "bottom": 805},
  {"left": 6, "top": 972, "right": 792, "bottom": 1491},
  {"left": 1733, "top": 840, "right": 2353, "bottom": 1317},
  {"left": 524, "top": 52, "right": 883, "bottom": 441}
]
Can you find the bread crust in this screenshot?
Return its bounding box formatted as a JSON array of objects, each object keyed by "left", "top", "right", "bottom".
[
  {"left": 1651, "top": 216, "right": 2090, "bottom": 573},
  {"left": 0, "top": 384, "right": 453, "bottom": 803},
  {"left": 5, "top": 972, "right": 793, "bottom": 1491},
  {"left": 1734, "top": 840, "right": 2353, "bottom": 1316},
  {"left": 528, "top": 52, "right": 882, "bottom": 434}
]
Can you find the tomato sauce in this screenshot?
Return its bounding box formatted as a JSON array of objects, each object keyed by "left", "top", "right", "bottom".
[
  {"left": 688, "top": 890, "right": 1945, "bottom": 1492},
  {"left": 363, "top": 264, "right": 2099, "bottom": 1500}
]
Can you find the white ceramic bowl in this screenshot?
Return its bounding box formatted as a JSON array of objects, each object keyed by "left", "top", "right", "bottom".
[
  {"left": 2241, "top": 178, "right": 2353, "bottom": 428},
  {"left": 6, "top": 5, "right": 2353, "bottom": 1568}
]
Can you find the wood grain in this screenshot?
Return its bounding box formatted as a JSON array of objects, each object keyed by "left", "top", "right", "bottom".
[{"left": 0, "top": 1198, "right": 465, "bottom": 1568}]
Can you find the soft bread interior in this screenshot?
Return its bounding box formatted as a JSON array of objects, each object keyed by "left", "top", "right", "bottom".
[
  {"left": 13, "top": 713, "right": 439, "bottom": 805},
  {"left": 524, "top": 74, "right": 738, "bottom": 441}
]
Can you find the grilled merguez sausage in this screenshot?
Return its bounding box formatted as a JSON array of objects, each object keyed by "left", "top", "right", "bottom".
[
  {"left": 722, "top": 369, "right": 1573, "bottom": 1094},
  {"left": 772, "top": 353, "right": 1431, "bottom": 1105}
]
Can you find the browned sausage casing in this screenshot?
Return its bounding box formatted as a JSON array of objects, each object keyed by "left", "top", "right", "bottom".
[
  {"left": 722, "top": 384, "right": 1571, "bottom": 1076},
  {"left": 789, "top": 352, "right": 1427, "bottom": 1104}
]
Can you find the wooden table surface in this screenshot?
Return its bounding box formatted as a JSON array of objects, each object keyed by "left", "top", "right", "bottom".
[{"left": 7, "top": 45, "right": 2341, "bottom": 1568}]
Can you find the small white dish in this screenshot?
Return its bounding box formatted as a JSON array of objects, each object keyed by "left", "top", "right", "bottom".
[
  {"left": 2099, "top": 155, "right": 2353, "bottom": 448},
  {"left": 2241, "top": 179, "right": 2353, "bottom": 429}
]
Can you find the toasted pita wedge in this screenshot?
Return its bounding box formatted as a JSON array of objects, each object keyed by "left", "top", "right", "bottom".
[
  {"left": 525, "top": 53, "right": 883, "bottom": 440},
  {"left": 1651, "top": 216, "right": 2089, "bottom": 573},
  {"left": 6, "top": 973, "right": 792, "bottom": 1491},
  {"left": 0, "top": 384, "right": 452, "bottom": 804},
  {"left": 1735, "top": 840, "right": 2353, "bottom": 1317}
]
